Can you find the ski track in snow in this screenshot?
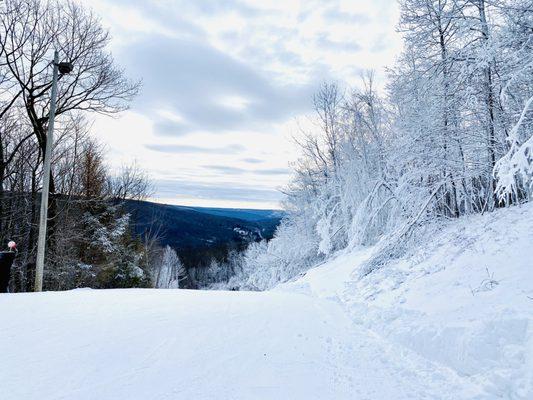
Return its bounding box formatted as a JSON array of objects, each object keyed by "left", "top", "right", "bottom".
[{"left": 1, "top": 288, "right": 483, "bottom": 400}]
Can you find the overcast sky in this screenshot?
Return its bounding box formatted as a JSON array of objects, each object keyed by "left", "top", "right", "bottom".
[{"left": 85, "top": 0, "right": 402, "bottom": 209}]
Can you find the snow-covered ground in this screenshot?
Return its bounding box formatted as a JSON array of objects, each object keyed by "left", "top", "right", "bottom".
[
  {"left": 282, "top": 202, "right": 533, "bottom": 399},
  {"left": 1, "top": 204, "right": 532, "bottom": 399}
]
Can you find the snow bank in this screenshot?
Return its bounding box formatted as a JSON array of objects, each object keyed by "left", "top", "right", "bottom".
[{"left": 281, "top": 203, "right": 533, "bottom": 399}]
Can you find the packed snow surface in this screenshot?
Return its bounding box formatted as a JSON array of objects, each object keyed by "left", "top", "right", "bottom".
[{"left": 1, "top": 203, "right": 532, "bottom": 399}]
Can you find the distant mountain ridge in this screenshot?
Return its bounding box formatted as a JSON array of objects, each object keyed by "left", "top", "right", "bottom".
[
  {"left": 122, "top": 200, "right": 284, "bottom": 268},
  {"left": 173, "top": 205, "right": 284, "bottom": 222}
]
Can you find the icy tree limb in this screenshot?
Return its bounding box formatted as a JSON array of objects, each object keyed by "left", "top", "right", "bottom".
[{"left": 494, "top": 95, "right": 533, "bottom": 202}]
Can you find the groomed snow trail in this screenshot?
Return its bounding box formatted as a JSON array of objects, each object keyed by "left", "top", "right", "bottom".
[{"left": 0, "top": 289, "right": 482, "bottom": 400}]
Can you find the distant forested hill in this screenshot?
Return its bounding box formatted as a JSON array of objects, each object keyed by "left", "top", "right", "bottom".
[
  {"left": 122, "top": 200, "right": 284, "bottom": 268},
  {"left": 178, "top": 206, "right": 284, "bottom": 222}
]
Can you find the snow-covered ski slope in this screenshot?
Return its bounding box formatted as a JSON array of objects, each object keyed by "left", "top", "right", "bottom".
[
  {"left": 1, "top": 203, "right": 532, "bottom": 399},
  {"left": 281, "top": 202, "right": 533, "bottom": 399}
]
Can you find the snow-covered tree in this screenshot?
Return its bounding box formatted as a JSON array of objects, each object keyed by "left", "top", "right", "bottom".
[
  {"left": 492, "top": 1, "right": 533, "bottom": 202},
  {"left": 155, "top": 246, "right": 186, "bottom": 289},
  {"left": 221, "top": 0, "right": 533, "bottom": 290}
]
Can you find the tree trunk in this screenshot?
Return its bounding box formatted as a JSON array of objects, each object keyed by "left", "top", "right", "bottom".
[{"left": 477, "top": 0, "right": 499, "bottom": 208}]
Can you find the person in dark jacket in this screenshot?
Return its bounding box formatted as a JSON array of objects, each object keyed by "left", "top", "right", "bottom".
[{"left": 0, "top": 241, "right": 17, "bottom": 293}]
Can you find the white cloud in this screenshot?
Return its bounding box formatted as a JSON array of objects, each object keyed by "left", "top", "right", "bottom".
[
  {"left": 85, "top": 0, "right": 402, "bottom": 209},
  {"left": 218, "top": 95, "right": 250, "bottom": 111}
]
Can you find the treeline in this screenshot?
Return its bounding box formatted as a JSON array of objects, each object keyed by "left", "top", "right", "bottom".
[
  {"left": 0, "top": 0, "right": 178, "bottom": 291},
  {"left": 210, "top": 0, "right": 533, "bottom": 290}
]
